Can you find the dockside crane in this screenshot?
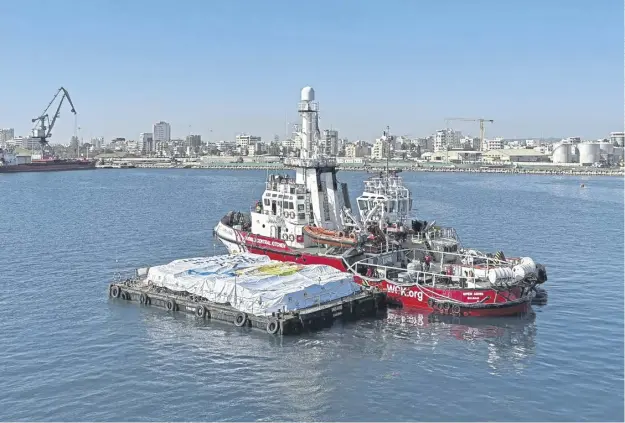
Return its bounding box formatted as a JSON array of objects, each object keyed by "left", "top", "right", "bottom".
[
  {"left": 445, "top": 117, "right": 494, "bottom": 151},
  {"left": 31, "top": 87, "right": 77, "bottom": 154}
]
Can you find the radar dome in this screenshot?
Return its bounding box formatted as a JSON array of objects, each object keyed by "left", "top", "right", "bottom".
[{"left": 301, "top": 86, "right": 315, "bottom": 101}]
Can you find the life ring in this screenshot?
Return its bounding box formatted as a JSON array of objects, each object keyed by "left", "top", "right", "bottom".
[
  {"left": 452, "top": 304, "right": 460, "bottom": 315},
  {"left": 290, "top": 211, "right": 296, "bottom": 219},
  {"left": 234, "top": 312, "right": 247, "bottom": 327},
  {"left": 196, "top": 305, "right": 207, "bottom": 318},
  {"left": 266, "top": 318, "right": 280, "bottom": 334},
  {"left": 288, "top": 234, "right": 295, "bottom": 242},
  {"left": 282, "top": 234, "right": 288, "bottom": 241},
  {"left": 110, "top": 285, "right": 121, "bottom": 298},
  {"left": 140, "top": 293, "right": 147, "bottom": 304},
  {"left": 166, "top": 299, "right": 176, "bottom": 312}
]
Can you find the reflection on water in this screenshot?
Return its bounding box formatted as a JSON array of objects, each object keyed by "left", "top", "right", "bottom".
[{"left": 382, "top": 308, "right": 536, "bottom": 372}]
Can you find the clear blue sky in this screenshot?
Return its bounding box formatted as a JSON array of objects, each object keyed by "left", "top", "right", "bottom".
[{"left": 1, "top": 0, "right": 622, "bottom": 144}]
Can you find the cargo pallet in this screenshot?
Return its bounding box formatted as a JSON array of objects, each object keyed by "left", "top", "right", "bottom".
[{"left": 108, "top": 279, "right": 388, "bottom": 335}]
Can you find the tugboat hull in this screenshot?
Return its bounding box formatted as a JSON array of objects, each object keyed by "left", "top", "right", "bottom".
[
  {"left": 214, "top": 221, "right": 348, "bottom": 271},
  {"left": 354, "top": 276, "right": 531, "bottom": 317}
]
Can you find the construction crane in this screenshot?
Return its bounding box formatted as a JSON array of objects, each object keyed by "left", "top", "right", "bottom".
[
  {"left": 31, "top": 87, "right": 77, "bottom": 153},
  {"left": 445, "top": 117, "right": 494, "bottom": 151}
]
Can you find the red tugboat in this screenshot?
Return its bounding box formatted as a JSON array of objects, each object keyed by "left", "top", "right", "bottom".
[{"left": 214, "top": 86, "right": 547, "bottom": 316}]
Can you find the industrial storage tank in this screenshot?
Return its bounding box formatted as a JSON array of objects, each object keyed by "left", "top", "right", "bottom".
[
  {"left": 577, "top": 142, "right": 601, "bottom": 165},
  {"left": 599, "top": 142, "right": 614, "bottom": 155},
  {"left": 552, "top": 142, "right": 571, "bottom": 163}
]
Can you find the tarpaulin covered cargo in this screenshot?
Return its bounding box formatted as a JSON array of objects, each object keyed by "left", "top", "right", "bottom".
[{"left": 145, "top": 253, "right": 362, "bottom": 316}]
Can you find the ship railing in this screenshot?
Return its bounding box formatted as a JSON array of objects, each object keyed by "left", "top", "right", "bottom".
[
  {"left": 349, "top": 259, "right": 470, "bottom": 290},
  {"left": 351, "top": 247, "right": 513, "bottom": 279}
]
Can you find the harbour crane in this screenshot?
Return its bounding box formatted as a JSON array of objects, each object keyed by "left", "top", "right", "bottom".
[
  {"left": 445, "top": 117, "right": 494, "bottom": 151},
  {"left": 31, "top": 87, "right": 77, "bottom": 153}
]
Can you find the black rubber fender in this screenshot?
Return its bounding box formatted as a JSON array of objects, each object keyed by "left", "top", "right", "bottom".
[
  {"left": 427, "top": 298, "right": 434, "bottom": 308},
  {"left": 140, "top": 293, "right": 147, "bottom": 304},
  {"left": 234, "top": 312, "right": 247, "bottom": 327},
  {"left": 120, "top": 291, "right": 130, "bottom": 301},
  {"left": 196, "top": 305, "right": 207, "bottom": 318},
  {"left": 452, "top": 304, "right": 461, "bottom": 315},
  {"left": 266, "top": 318, "right": 280, "bottom": 334},
  {"left": 110, "top": 285, "right": 121, "bottom": 298},
  {"left": 166, "top": 299, "right": 177, "bottom": 311}
]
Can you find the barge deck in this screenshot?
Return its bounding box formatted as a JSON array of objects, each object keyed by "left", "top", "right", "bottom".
[{"left": 108, "top": 278, "right": 388, "bottom": 335}]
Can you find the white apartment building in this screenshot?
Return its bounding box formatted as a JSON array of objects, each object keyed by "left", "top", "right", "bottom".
[
  {"left": 139, "top": 132, "right": 154, "bottom": 153},
  {"left": 371, "top": 138, "right": 390, "bottom": 159},
  {"left": 236, "top": 134, "right": 261, "bottom": 155},
  {"left": 91, "top": 137, "right": 104, "bottom": 150},
  {"left": 319, "top": 129, "right": 339, "bottom": 156},
  {"left": 153, "top": 121, "right": 171, "bottom": 143},
  {"left": 345, "top": 142, "right": 368, "bottom": 158},
  {"left": 483, "top": 137, "right": 504, "bottom": 151},
  {"left": 434, "top": 129, "right": 462, "bottom": 152}
]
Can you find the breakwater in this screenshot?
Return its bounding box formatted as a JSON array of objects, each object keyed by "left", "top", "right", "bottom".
[{"left": 98, "top": 162, "right": 624, "bottom": 177}]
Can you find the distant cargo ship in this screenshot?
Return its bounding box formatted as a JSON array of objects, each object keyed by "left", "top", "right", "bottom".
[{"left": 0, "top": 150, "right": 96, "bottom": 173}]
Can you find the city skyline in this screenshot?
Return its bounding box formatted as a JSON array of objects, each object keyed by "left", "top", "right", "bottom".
[{"left": 1, "top": 0, "right": 622, "bottom": 143}]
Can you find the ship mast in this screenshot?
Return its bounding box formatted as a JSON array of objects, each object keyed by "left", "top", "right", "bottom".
[{"left": 285, "top": 87, "right": 345, "bottom": 231}]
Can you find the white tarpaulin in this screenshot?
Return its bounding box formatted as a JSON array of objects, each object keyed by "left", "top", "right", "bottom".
[{"left": 145, "top": 253, "right": 362, "bottom": 316}]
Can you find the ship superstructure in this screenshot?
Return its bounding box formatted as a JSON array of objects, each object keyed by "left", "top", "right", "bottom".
[{"left": 214, "top": 86, "right": 548, "bottom": 317}]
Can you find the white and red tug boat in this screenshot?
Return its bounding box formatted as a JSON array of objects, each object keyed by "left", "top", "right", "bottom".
[{"left": 214, "top": 86, "right": 547, "bottom": 317}]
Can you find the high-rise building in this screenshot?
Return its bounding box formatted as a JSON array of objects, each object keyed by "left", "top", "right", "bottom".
[
  {"left": 371, "top": 137, "right": 391, "bottom": 159},
  {"left": 153, "top": 121, "right": 171, "bottom": 143},
  {"left": 186, "top": 134, "right": 202, "bottom": 149},
  {"left": 139, "top": 132, "right": 154, "bottom": 153},
  {"left": 91, "top": 137, "right": 104, "bottom": 150},
  {"left": 434, "top": 129, "right": 462, "bottom": 152},
  {"left": 319, "top": 129, "right": 339, "bottom": 156}
]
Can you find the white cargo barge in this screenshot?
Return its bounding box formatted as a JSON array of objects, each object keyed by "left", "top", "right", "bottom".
[{"left": 108, "top": 253, "right": 387, "bottom": 335}]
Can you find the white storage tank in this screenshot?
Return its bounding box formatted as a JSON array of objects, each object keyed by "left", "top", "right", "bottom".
[
  {"left": 577, "top": 142, "right": 601, "bottom": 165},
  {"left": 552, "top": 142, "right": 571, "bottom": 163},
  {"left": 599, "top": 142, "right": 614, "bottom": 155}
]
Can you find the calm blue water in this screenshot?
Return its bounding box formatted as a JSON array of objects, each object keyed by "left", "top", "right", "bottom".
[{"left": 0, "top": 169, "right": 623, "bottom": 422}]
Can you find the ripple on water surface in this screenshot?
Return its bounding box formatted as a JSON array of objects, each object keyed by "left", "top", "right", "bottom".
[{"left": 0, "top": 170, "right": 622, "bottom": 421}]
